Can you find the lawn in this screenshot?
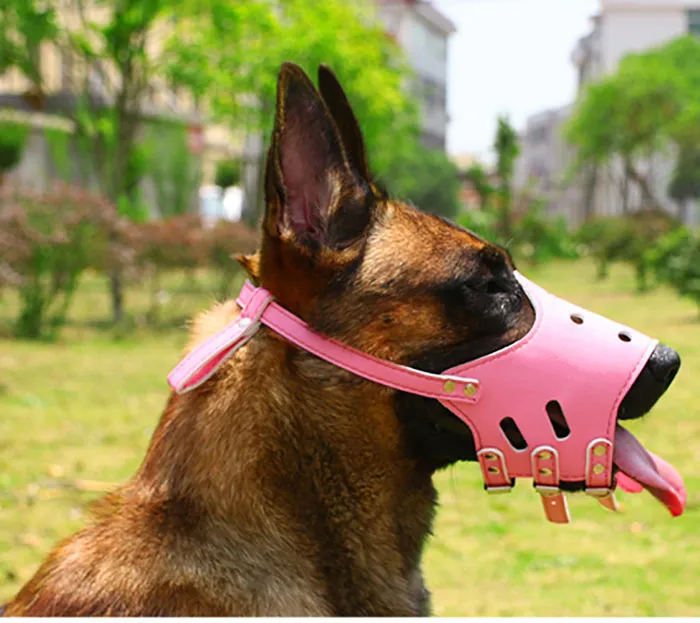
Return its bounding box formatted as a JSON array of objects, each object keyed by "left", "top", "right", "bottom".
[{"left": 1, "top": 261, "right": 699, "bottom": 616}]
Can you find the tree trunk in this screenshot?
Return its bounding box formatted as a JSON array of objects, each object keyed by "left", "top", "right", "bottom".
[
  {"left": 109, "top": 270, "right": 124, "bottom": 325},
  {"left": 624, "top": 159, "right": 660, "bottom": 211},
  {"left": 582, "top": 164, "right": 598, "bottom": 221}
]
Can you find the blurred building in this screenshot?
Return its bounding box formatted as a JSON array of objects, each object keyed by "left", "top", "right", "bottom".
[
  {"left": 516, "top": 0, "right": 700, "bottom": 226},
  {"left": 0, "top": 1, "right": 241, "bottom": 201},
  {"left": 513, "top": 106, "right": 588, "bottom": 223},
  {"left": 376, "top": 0, "right": 456, "bottom": 150}
]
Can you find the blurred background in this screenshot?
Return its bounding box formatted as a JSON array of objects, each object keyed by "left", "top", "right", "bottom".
[{"left": 0, "top": 0, "right": 699, "bottom": 616}]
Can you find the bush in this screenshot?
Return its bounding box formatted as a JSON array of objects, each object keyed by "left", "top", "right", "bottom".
[
  {"left": 207, "top": 220, "right": 258, "bottom": 298},
  {"left": 458, "top": 201, "right": 579, "bottom": 266},
  {"left": 215, "top": 159, "right": 242, "bottom": 189},
  {"left": 457, "top": 205, "right": 500, "bottom": 245},
  {"left": 0, "top": 184, "right": 123, "bottom": 338},
  {"left": 377, "top": 145, "right": 461, "bottom": 220},
  {"left": 647, "top": 227, "right": 700, "bottom": 315},
  {"left": 127, "top": 215, "right": 259, "bottom": 319},
  {"left": 0, "top": 121, "right": 30, "bottom": 174},
  {"left": 575, "top": 210, "right": 678, "bottom": 291}
]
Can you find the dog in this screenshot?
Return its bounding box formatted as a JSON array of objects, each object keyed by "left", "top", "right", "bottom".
[{"left": 3, "top": 63, "right": 680, "bottom": 616}]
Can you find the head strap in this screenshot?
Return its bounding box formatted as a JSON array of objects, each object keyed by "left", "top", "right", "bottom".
[{"left": 168, "top": 280, "right": 481, "bottom": 403}]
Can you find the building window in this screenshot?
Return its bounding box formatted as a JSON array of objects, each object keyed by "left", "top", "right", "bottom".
[{"left": 689, "top": 9, "right": 700, "bottom": 36}]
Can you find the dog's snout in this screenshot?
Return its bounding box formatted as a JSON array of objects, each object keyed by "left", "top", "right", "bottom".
[{"left": 618, "top": 343, "right": 680, "bottom": 421}]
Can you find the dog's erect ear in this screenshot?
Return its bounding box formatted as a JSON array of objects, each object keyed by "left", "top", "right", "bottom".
[
  {"left": 263, "top": 63, "right": 372, "bottom": 251},
  {"left": 317, "top": 64, "right": 370, "bottom": 182}
]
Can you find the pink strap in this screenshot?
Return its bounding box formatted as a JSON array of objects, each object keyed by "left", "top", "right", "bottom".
[
  {"left": 168, "top": 281, "right": 481, "bottom": 403},
  {"left": 168, "top": 287, "right": 274, "bottom": 393},
  {"left": 532, "top": 446, "right": 570, "bottom": 524}
]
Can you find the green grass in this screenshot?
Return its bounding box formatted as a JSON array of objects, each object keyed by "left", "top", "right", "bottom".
[{"left": 1, "top": 261, "right": 699, "bottom": 616}]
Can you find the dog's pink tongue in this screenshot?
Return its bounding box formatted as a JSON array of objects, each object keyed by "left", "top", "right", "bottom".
[{"left": 614, "top": 425, "right": 686, "bottom": 517}]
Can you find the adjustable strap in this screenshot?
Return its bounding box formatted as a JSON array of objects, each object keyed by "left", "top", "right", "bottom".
[
  {"left": 585, "top": 438, "right": 619, "bottom": 512},
  {"left": 531, "top": 446, "right": 570, "bottom": 524},
  {"left": 168, "top": 287, "right": 274, "bottom": 393},
  {"left": 233, "top": 281, "right": 481, "bottom": 403},
  {"left": 478, "top": 448, "right": 513, "bottom": 493},
  {"left": 168, "top": 281, "right": 481, "bottom": 401}
]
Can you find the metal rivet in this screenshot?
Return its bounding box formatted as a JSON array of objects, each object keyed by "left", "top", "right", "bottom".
[
  {"left": 238, "top": 318, "right": 252, "bottom": 329},
  {"left": 593, "top": 464, "right": 606, "bottom": 475},
  {"left": 464, "top": 383, "right": 477, "bottom": 397},
  {"left": 539, "top": 467, "right": 553, "bottom": 476},
  {"left": 483, "top": 452, "right": 498, "bottom": 461},
  {"left": 443, "top": 380, "right": 456, "bottom": 394},
  {"left": 487, "top": 466, "right": 500, "bottom": 474},
  {"left": 538, "top": 450, "right": 552, "bottom": 460},
  {"left": 593, "top": 445, "right": 607, "bottom": 457}
]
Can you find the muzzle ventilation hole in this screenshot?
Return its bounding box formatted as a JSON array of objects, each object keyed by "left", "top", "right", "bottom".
[
  {"left": 618, "top": 331, "right": 632, "bottom": 342},
  {"left": 546, "top": 400, "right": 571, "bottom": 439},
  {"left": 570, "top": 313, "right": 584, "bottom": 325},
  {"left": 499, "top": 417, "right": 528, "bottom": 451}
]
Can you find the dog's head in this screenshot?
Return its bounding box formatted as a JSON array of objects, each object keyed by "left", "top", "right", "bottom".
[{"left": 244, "top": 63, "right": 680, "bottom": 479}]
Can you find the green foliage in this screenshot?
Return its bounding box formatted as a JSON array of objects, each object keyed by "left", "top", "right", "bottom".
[
  {"left": 463, "top": 163, "right": 494, "bottom": 208},
  {"left": 458, "top": 201, "right": 579, "bottom": 267},
  {"left": 0, "top": 185, "right": 122, "bottom": 338},
  {"left": 647, "top": 227, "right": 700, "bottom": 315},
  {"left": 575, "top": 211, "right": 678, "bottom": 290},
  {"left": 669, "top": 144, "right": 700, "bottom": 203},
  {"left": 567, "top": 36, "right": 700, "bottom": 210},
  {"left": 145, "top": 123, "right": 201, "bottom": 218},
  {"left": 43, "top": 127, "right": 73, "bottom": 182},
  {"left": 0, "top": 1, "right": 58, "bottom": 87},
  {"left": 493, "top": 116, "right": 520, "bottom": 238},
  {"left": 514, "top": 202, "right": 579, "bottom": 266},
  {"left": 169, "top": 0, "right": 420, "bottom": 173},
  {"left": 0, "top": 120, "right": 29, "bottom": 173},
  {"left": 215, "top": 159, "right": 241, "bottom": 189},
  {"left": 379, "top": 146, "right": 461, "bottom": 220},
  {"left": 458, "top": 205, "right": 500, "bottom": 245}
]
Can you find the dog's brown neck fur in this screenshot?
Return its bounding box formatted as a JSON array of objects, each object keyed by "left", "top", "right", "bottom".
[{"left": 6, "top": 302, "right": 436, "bottom": 616}]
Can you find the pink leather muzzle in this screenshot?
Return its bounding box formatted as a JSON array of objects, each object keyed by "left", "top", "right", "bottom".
[
  {"left": 168, "top": 272, "right": 684, "bottom": 524},
  {"left": 439, "top": 274, "right": 658, "bottom": 523}
]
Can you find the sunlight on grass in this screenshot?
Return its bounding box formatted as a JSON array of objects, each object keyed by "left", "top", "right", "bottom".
[{"left": 1, "top": 261, "right": 698, "bottom": 615}]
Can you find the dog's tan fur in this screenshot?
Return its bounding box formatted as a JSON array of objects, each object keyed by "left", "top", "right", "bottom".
[{"left": 5, "top": 64, "right": 531, "bottom": 616}]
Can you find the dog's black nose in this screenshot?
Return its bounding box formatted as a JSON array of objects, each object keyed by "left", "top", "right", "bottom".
[{"left": 618, "top": 343, "right": 680, "bottom": 420}]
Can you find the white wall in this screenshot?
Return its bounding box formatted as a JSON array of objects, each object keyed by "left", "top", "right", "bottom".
[{"left": 601, "top": 7, "right": 687, "bottom": 73}]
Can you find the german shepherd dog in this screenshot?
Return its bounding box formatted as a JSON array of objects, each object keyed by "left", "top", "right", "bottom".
[{"left": 3, "top": 64, "right": 678, "bottom": 616}]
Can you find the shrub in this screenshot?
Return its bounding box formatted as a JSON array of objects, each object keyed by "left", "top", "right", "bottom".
[
  {"left": 458, "top": 201, "right": 579, "bottom": 266},
  {"left": 0, "top": 121, "right": 30, "bottom": 175},
  {"left": 207, "top": 220, "right": 259, "bottom": 298},
  {"left": 0, "top": 184, "right": 123, "bottom": 338},
  {"left": 457, "top": 205, "right": 500, "bottom": 245},
  {"left": 215, "top": 159, "right": 242, "bottom": 189},
  {"left": 647, "top": 227, "right": 700, "bottom": 316},
  {"left": 576, "top": 211, "right": 678, "bottom": 290}
]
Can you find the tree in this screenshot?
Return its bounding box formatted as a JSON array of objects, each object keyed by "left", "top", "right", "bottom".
[
  {"left": 494, "top": 115, "right": 519, "bottom": 238},
  {"left": 668, "top": 144, "right": 700, "bottom": 223},
  {"left": 464, "top": 162, "right": 494, "bottom": 208},
  {"left": 566, "top": 36, "right": 700, "bottom": 213},
  {"left": 378, "top": 146, "right": 462, "bottom": 220},
  {"left": 0, "top": 0, "right": 211, "bottom": 323},
  {"left": 215, "top": 159, "right": 241, "bottom": 189},
  {"left": 168, "top": 0, "right": 420, "bottom": 223}
]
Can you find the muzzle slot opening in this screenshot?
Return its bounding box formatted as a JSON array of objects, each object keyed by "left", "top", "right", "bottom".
[{"left": 545, "top": 400, "right": 571, "bottom": 440}]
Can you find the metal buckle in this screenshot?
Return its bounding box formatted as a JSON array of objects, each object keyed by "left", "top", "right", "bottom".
[
  {"left": 586, "top": 487, "right": 620, "bottom": 512},
  {"left": 485, "top": 484, "right": 514, "bottom": 495}
]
